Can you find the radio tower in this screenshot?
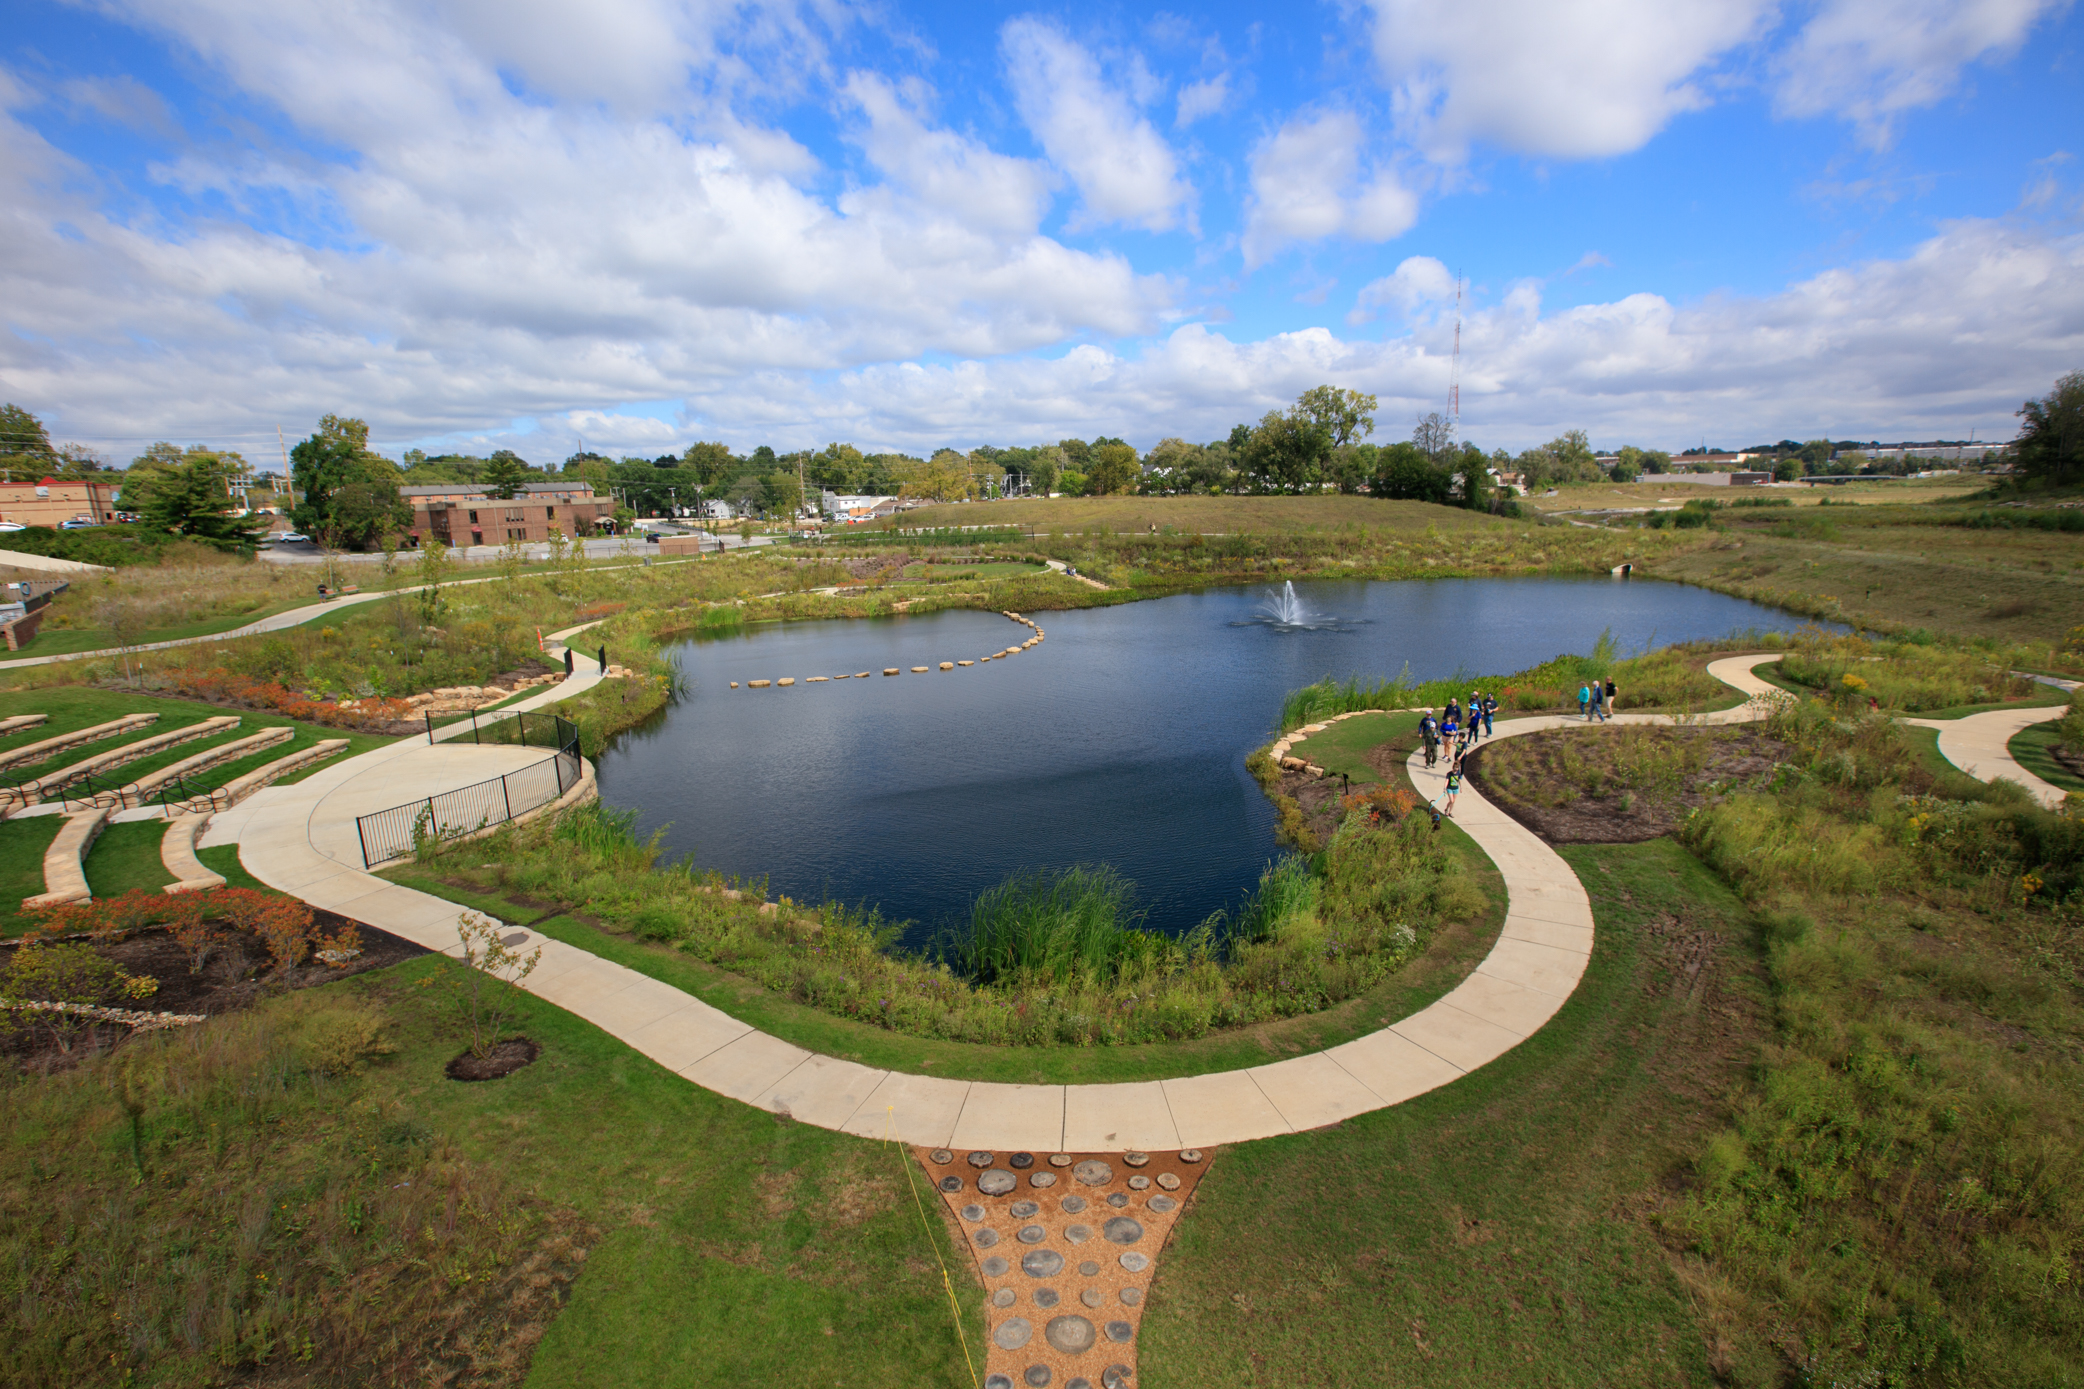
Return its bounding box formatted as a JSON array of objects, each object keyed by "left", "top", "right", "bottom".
[{"left": 1448, "top": 271, "right": 1464, "bottom": 425}]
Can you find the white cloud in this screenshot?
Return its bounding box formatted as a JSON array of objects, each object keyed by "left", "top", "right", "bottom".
[
  {"left": 59, "top": 76, "right": 181, "bottom": 137},
  {"left": 1774, "top": 0, "right": 2066, "bottom": 146},
  {"left": 1242, "top": 112, "right": 1418, "bottom": 267},
  {"left": 841, "top": 73, "right": 1057, "bottom": 235},
  {"left": 1369, "top": 0, "right": 1771, "bottom": 160},
  {"left": 1350, "top": 255, "right": 1458, "bottom": 322},
  {"left": 1175, "top": 73, "right": 1229, "bottom": 127},
  {"left": 1000, "top": 18, "right": 1194, "bottom": 233}
]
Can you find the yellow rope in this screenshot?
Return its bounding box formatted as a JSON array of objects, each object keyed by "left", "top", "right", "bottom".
[{"left": 889, "top": 1105, "right": 981, "bottom": 1387}]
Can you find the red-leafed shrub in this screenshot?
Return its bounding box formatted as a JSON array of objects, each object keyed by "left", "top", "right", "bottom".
[{"left": 161, "top": 669, "right": 415, "bottom": 730}]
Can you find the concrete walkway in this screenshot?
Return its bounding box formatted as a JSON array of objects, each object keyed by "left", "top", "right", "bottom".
[
  {"left": 1903, "top": 707, "right": 2069, "bottom": 809},
  {"left": 223, "top": 651, "right": 1790, "bottom": 1152}
]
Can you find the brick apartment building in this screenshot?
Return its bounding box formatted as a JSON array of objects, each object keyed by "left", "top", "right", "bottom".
[
  {"left": 400, "top": 482, "right": 606, "bottom": 548},
  {"left": 0, "top": 478, "right": 119, "bottom": 527}
]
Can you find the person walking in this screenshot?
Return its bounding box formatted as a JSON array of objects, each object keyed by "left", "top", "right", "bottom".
[
  {"left": 1445, "top": 695, "right": 1462, "bottom": 727},
  {"left": 1443, "top": 763, "right": 1463, "bottom": 816},
  {"left": 1441, "top": 710, "right": 1460, "bottom": 756},
  {"left": 599, "top": 644, "right": 608, "bottom": 674},
  {"left": 1420, "top": 710, "right": 1440, "bottom": 768},
  {"left": 1604, "top": 677, "right": 1618, "bottom": 717},
  {"left": 1578, "top": 683, "right": 1592, "bottom": 721},
  {"left": 1481, "top": 692, "right": 1497, "bottom": 738},
  {"left": 563, "top": 648, "right": 574, "bottom": 676},
  {"left": 1591, "top": 679, "right": 1607, "bottom": 722}
]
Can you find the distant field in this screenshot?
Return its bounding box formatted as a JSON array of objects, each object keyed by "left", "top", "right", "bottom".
[
  {"left": 871, "top": 494, "right": 1504, "bottom": 535},
  {"left": 1522, "top": 474, "right": 1988, "bottom": 514}
]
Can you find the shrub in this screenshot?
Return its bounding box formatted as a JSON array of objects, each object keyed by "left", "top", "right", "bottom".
[{"left": 1, "top": 940, "right": 158, "bottom": 1053}]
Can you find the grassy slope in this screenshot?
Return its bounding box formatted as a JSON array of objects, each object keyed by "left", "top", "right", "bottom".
[
  {"left": 380, "top": 862, "right": 1507, "bottom": 1086},
  {"left": 81, "top": 819, "right": 177, "bottom": 895},
  {"left": 1145, "top": 837, "right": 1767, "bottom": 1387},
  {"left": 2008, "top": 720, "right": 2084, "bottom": 794},
  {"left": 0, "top": 960, "right": 977, "bottom": 1389}
]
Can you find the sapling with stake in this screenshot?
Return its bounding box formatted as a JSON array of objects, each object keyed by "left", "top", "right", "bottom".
[{"left": 449, "top": 910, "right": 542, "bottom": 1059}]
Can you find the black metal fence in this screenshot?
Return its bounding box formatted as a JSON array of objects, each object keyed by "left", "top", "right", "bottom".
[
  {"left": 427, "top": 707, "right": 578, "bottom": 750},
  {"left": 359, "top": 716, "right": 582, "bottom": 868}
]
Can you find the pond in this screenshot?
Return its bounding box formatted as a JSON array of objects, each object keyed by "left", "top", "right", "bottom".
[{"left": 596, "top": 577, "right": 1812, "bottom": 946}]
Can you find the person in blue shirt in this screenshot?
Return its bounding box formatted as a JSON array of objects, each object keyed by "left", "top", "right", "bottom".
[
  {"left": 1441, "top": 711, "right": 1460, "bottom": 752},
  {"left": 1481, "top": 692, "right": 1498, "bottom": 737}
]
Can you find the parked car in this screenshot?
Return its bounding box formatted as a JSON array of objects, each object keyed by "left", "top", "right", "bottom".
[
  {"left": 59, "top": 517, "right": 98, "bottom": 529},
  {"left": 275, "top": 531, "right": 310, "bottom": 544},
  {"left": 0, "top": 522, "right": 23, "bottom": 533}
]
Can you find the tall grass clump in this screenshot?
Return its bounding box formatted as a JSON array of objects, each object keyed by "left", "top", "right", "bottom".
[
  {"left": 1779, "top": 631, "right": 2036, "bottom": 710},
  {"left": 950, "top": 865, "right": 1175, "bottom": 987}
]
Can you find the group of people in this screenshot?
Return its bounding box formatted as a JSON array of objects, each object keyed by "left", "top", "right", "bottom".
[
  {"left": 1417, "top": 690, "right": 1498, "bottom": 817},
  {"left": 1578, "top": 677, "right": 1619, "bottom": 721}
]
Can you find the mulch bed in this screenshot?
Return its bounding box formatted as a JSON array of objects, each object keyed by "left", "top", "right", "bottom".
[
  {"left": 1, "top": 909, "right": 426, "bottom": 1072},
  {"left": 446, "top": 1036, "right": 540, "bottom": 1081},
  {"left": 1462, "top": 727, "right": 1789, "bottom": 844}
]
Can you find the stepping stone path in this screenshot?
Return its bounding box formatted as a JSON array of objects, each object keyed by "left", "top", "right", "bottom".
[{"left": 922, "top": 1147, "right": 1208, "bottom": 1389}]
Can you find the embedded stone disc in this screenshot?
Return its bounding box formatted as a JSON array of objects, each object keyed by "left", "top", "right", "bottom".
[
  {"left": 962, "top": 1204, "right": 987, "bottom": 1222},
  {"left": 1033, "top": 1288, "right": 1060, "bottom": 1309},
  {"left": 1078, "top": 1260, "right": 1101, "bottom": 1277},
  {"left": 1179, "top": 1150, "right": 1202, "bottom": 1162},
  {"left": 979, "top": 1170, "right": 1017, "bottom": 1195},
  {"left": 929, "top": 1149, "right": 954, "bottom": 1165},
  {"left": 982, "top": 1256, "right": 1010, "bottom": 1277},
  {"left": 938, "top": 1176, "right": 964, "bottom": 1193},
  {"left": 1118, "top": 1252, "right": 1149, "bottom": 1272},
  {"left": 1060, "top": 1195, "right": 1088, "bottom": 1214},
  {"left": 1102, "top": 1366, "right": 1131, "bottom": 1389},
  {"left": 969, "top": 1151, "right": 997, "bottom": 1168},
  {"left": 1064, "top": 1223, "right": 1092, "bottom": 1244},
  {"left": 1017, "top": 1225, "right": 1047, "bottom": 1244},
  {"left": 1119, "top": 1287, "right": 1142, "bottom": 1306},
  {"left": 1024, "top": 1367, "right": 1052, "bottom": 1388},
  {"left": 986, "top": 1376, "right": 1014, "bottom": 1389},
  {"left": 1080, "top": 1288, "right": 1103, "bottom": 1308},
  {"left": 1155, "top": 1173, "right": 1180, "bottom": 1191},
  {"left": 1102, "top": 1217, "right": 1144, "bottom": 1246},
  {"left": 1122, "top": 1152, "right": 1149, "bottom": 1167},
  {"left": 974, "top": 1228, "right": 1000, "bottom": 1248},
  {"left": 993, "top": 1289, "right": 1017, "bottom": 1308},
  {"left": 1009, "top": 1200, "right": 1039, "bottom": 1219},
  {"left": 1029, "top": 1172, "right": 1058, "bottom": 1188},
  {"left": 1146, "top": 1195, "right": 1178, "bottom": 1214},
  {"left": 1045, "top": 1315, "right": 1099, "bottom": 1354},
  {"left": 1049, "top": 1153, "right": 1074, "bottom": 1167},
  {"left": 1127, "top": 1176, "right": 1150, "bottom": 1191},
  {"left": 1105, "top": 1193, "right": 1129, "bottom": 1209},
  {"left": 1009, "top": 1152, "right": 1035, "bottom": 1169},
  {"left": 1072, "top": 1160, "right": 1113, "bottom": 1186},
  {"left": 1104, "top": 1321, "right": 1133, "bottom": 1344},
  {"left": 993, "top": 1317, "right": 1032, "bottom": 1350},
  {"left": 1021, "top": 1249, "right": 1065, "bottom": 1278}
]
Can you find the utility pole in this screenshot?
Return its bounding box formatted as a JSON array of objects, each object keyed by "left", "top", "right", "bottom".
[{"left": 1449, "top": 271, "right": 1463, "bottom": 426}]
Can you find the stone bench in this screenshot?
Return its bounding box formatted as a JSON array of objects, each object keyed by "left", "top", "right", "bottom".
[
  {"left": 160, "top": 813, "right": 226, "bottom": 893},
  {"left": 11, "top": 717, "right": 242, "bottom": 808},
  {"left": 24, "top": 807, "right": 111, "bottom": 908},
  {"left": 0, "top": 713, "right": 157, "bottom": 775}
]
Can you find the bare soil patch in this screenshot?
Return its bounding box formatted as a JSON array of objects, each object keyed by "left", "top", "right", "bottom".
[
  {"left": 1463, "top": 726, "right": 1789, "bottom": 843},
  {"left": 446, "top": 1035, "right": 541, "bottom": 1080}
]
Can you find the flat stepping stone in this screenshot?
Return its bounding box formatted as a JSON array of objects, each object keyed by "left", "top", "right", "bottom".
[
  {"left": 993, "top": 1288, "right": 1017, "bottom": 1308},
  {"left": 979, "top": 1171, "right": 1017, "bottom": 1195},
  {"left": 1118, "top": 1252, "right": 1148, "bottom": 1272},
  {"left": 1033, "top": 1288, "right": 1060, "bottom": 1308},
  {"left": 1080, "top": 1288, "right": 1103, "bottom": 1308},
  {"left": 982, "top": 1256, "right": 1010, "bottom": 1277},
  {"left": 1017, "top": 1225, "right": 1048, "bottom": 1244},
  {"left": 938, "top": 1176, "right": 963, "bottom": 1193},
  {"left": 1121, "top": 1152, "right": 1148, "bottom": 1167},
  {"left": 1154, "top": 1173, "right": 1180, "bottom": 1191},
  {"left": 962, "top": 1204, "right": 987, "bottom": 1222},
  {"left": 1119, "top": 1287, "right": 1142, "bottom": 1306},
  {"left": 1008, "top": 1152, "right": 1035, "bottom": 1168},
  {"left": 993, "top": 1317, "right": 1032, "bottom": 1350},
  {"left": 1146, "top": 1195, "right": 1177, "bottom": 1214},
  {"left": 1105, "top": 1321, "right": 1133, "bottom": 1344},
  {"left": 1073, "top": 1160, "right": 1113, "bottom": 1186},
  {"left": 1059, "top": 1195, "right": 1088, "bottom": 1213},
  {"left": 930, "top": 1149, "right": 953, "bottom": 1165},
  {"left": 1024, "top": 1368, "right": 1051, "bottom": 1387},
  {"left": 1078, "top": 1260, "right": 1101, "bottom": 1276},
  {"left": 1049, "top": 1154, "right": 1073, "bottom": 1167},
  {"left": 1103, "top": 1367, "right": 1131, "bottom": 1389},
  {"left": 1045, "top": 1315, "right": 1098, "bottom": 1354},
  {"left": 1028, "top": 1172, "right": 1057, "bottom": 1188},
  {"left": 1009, "top": 1200, "right": 1039, "bottom": 1219},
  {"left": 1021, "top": 1249, "right": 1065, "bottom": 1278},
  {"left": 986, "top": 1377, "right": 1013, "bottom": 1389},
  {"left": 968, "top": 1151, "right": 997, "bottom": 1167},
  {"left": 974, "top": 1229, "right": 1000, "bottom": 1247},
  {"left": 1102, "top": 1217, "right": 1143, "bottom": 1245},
  {"left": 1126, "top": 1176, "right": 1149, "bottom": 1191},
  {"left": 1064, "top": 1223, "right": 1092, "bottom": 1243}
]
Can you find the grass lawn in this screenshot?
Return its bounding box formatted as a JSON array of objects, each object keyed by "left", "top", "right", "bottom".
[
  {"left": 0, "top": 958, "right": 978, "bottom": 1389},
  {"left": 1143, "top": 836, "right": 1768, "bottom": 1386},
  {"left": 2007, "top": 719, "right": 2084, "bottom": 794},
  {"left": 81, "top": 819, "right": 177, "bottom": 896},
  {"left": 194, "top": 840, "right": 269, "bottom": 890},
  {"left": 1288, "top": 710, "right": 1418, "bottom": 783},
  {"left": 897, "top": 560, "right": 1050, "bottom": 580},
  {"left": 0, "top": 814, "right": 61, "bottom": 920}
]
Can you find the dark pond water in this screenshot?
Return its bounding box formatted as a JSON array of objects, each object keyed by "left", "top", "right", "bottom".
[{"left": 596, "top": 577, "right": 1810, "bottom": 945}]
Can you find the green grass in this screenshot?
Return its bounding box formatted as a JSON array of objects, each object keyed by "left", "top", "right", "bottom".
[
  {"left": 81, "top": 819, "right": 177, "bottom": 896},
  {"left": 194, "top": 841, "right": 269, "bottom": 890},
  {"left": 0, "top": 815, "right": 61, "bottom": 925},
  {"left": 1288, "top": 710, "right": 1418, "bottom": 783},
  {"left": 379, "top": 862, "right": 1507, "bottom": 1087},
  {"left": 1142, "top": 836, "right": 1767, "bottom": 1386},
  {"left": 0, "top": 959, "right": 977, "bottom": 1388},
  {"left": 0, "top": 686, "right": 389, "bottom": 796},
  {"left": 2007, "top": 720, "right": 2084, "bottom": 794}
]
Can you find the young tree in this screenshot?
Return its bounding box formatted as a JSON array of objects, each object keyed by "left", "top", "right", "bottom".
[
  {"left": 2014, "top": 372, "right": 2084, "bottom": 483},
  {"left": 416, "top": 537, "right": 452, "bottom": 623},
  {"left": 290, "top": 429, "right": 408, "bottom": 550}
]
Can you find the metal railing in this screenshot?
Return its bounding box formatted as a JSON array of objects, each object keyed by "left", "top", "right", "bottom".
[
  {"left": 358, "top": 717, "right": 582, "bottom": 868},
  {"left": 426, "top": 707, "right": 576, "bottom": 749}
]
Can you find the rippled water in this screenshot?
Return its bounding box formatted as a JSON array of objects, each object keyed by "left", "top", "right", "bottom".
[{"left": 596, "top": 577, "right": 1811, "bottom": 944}]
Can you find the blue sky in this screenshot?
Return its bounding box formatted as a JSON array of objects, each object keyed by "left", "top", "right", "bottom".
[{"left": 2, "top": 0, "right": 2079, "bottom": 464}]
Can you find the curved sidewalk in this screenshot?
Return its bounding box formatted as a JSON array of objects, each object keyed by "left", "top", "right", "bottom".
[
  {"left": 1903, "top": 706, "right": 2069, "bottom": 810},
  {"left": 227, "top": 652, "right": 1786, "bottom": 1152}
]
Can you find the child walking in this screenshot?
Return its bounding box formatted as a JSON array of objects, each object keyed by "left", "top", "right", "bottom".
[{"left": 1443, "top": 762, "right": 1462, "bottom": 816}]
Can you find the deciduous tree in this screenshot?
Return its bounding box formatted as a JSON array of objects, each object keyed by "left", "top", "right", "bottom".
[{"left": 2014, "top": 373, "right": 2084, "bottom": 483}]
